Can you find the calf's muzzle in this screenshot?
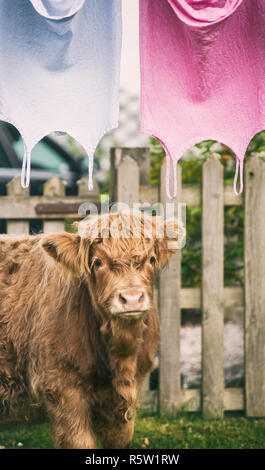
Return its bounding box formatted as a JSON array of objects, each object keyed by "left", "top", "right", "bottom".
[{"left": 111, "top": 287, "right": 149, "bottom": 320}]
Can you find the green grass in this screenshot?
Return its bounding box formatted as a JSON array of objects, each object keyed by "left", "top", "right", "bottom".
[
  {"left": 0, "top": 412, "right": 264, "bottom": 449},
  {"left": 133, "top": 412, "right": 265, "bottom": 449}
]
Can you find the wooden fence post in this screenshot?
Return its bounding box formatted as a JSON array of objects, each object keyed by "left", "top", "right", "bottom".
[
  {"left": 245, "top": 155, "right": 265, "bottom": 417},
  {"left": 110, "top": 148, "right": 150, "bottom": 203},
  {"left": 202, "top": 154, "right": 224, "bottom": 417},
  {"left": 43, "top": 176, "right": 66, "bottom": 233},
  {"left": 77, "top": 176, "right": 99, "bottom": 198},
  {"left": 6, "top": 176, "right": 30, "bottom": 235},
  {"left": 117, "top": 155, "right": 139, "bottom": 208},
  {"left": 159, "top": 160, "right": 182, "bottom": 414}
]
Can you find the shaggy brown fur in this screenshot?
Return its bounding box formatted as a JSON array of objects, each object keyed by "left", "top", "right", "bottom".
[{"left": 0, "top": 212, "right": 181, "bottom": 448}]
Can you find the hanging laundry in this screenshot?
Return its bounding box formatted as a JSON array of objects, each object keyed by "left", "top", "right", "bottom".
[
  {"left": 29, "top": 1, "right": 86, "bottom": 20},
  {"left": 0, "top": 0, "right": 122, "bottom": 189},
  {"left": 139, "top": 0, "right": 265, "bottom": 198}
]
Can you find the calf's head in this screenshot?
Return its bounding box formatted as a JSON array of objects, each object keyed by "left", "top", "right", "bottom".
[{"left": 42, "top": 212, "right": 184, "bottom": 322}]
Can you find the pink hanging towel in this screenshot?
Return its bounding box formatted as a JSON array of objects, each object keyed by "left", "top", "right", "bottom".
[{"left": 139, "top": 0, "right": 265, "bottom": 198}]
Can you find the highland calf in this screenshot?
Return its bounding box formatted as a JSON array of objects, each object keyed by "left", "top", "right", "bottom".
[{"left": 0, "top": 212, "right": 183, "bottom": 448}]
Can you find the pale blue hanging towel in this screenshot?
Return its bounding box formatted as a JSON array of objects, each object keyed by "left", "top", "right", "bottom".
[{"left": 0, "top": 0, "right": 122, "bottom": 188}]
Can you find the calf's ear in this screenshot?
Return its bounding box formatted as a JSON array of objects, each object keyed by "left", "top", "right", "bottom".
[
  {"left": 42, "top": 232, "right": 81, "bottom": 275},
  {"left": 156, "top": 218, "right": 185, "bottom": 268}
]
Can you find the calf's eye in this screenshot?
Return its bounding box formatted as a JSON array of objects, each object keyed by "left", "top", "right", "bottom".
[
  {"left": 150, "top": 256, "right": 156, "bottom": 265},
  {"left": 94, "top": 259, "right": 102, "bottom": 267}
]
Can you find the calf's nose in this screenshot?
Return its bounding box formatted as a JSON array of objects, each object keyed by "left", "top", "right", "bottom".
[{"left": 117, "top": 288, "right": 146, "bottom": 312}]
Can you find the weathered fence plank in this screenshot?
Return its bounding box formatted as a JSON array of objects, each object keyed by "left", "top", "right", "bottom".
[
  {"left": 0, "top": 182, "right": 240, "bottom": 220},
  {"left": 159, "top": 160, "right": 182, "bottom": 413},
  {"left": 110, "top": 147, "right": 150, "bottom": 203},
  {"left": 6, "top": 221, "right": 29, "bottom": 235},
  {"left": 202, "top": 155, "right": 224, "bottom": 417},
  {"left": 0, "top": 196, "right": 98, "bottom": 219},
  {"left": 117, "top": 155, "right": 139, "bottom": 208},
  {"left": 180, "top": 286, "right": 243, "bottom": 310},
  {"left": 6, "top": 176, "right": 29, "bottom": 235},
  {"left": 43, "top": 176, "right": 66, "bottom": 233},
  {"left": 180, "top": 183, "right": 242, "bottom": 206},
  {"left": 142, "top": 387, "right": 244, "bottom": 413},
  {"left": 77, "top": 177, "right": 99, "bottom": 198},
  {"left": 245, "top": 155, "right": 265, "bottom": 417},
  {"left": 181, "top": 388, "right": 244, "bottom": 412}
]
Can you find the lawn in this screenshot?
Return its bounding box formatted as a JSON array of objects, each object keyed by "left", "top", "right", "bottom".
[{"left": 0, "top": 412, "right": 264, "bottom": 449}]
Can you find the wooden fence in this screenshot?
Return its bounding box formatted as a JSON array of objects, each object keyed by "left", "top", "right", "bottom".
[
  {"left": 110, "top": 148, "right": 265, "bottom": 418},
  {"left": 0, "top": 147, "right": 264, "bottom": 418},
  {"left": 0, "top": 173, "right": 99, "bottom": 234}
]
